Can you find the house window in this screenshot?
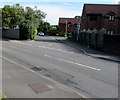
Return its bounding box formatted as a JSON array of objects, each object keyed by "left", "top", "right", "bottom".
[
  {"left": 109, "top": 16, "right": 115, "bottom": 21},
  {"left": 107, "top": 30, "right": 114, "bottom": 35},
  {"left": 89, "top": 15, "right": 97, "bottom": 21}
]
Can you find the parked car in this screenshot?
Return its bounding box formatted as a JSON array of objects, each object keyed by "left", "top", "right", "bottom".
[{"left": 38, "top": 32, "right": 45, "bottom": 36}]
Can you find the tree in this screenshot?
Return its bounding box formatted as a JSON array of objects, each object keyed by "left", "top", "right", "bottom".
[
  {"left": 2, "top": 5, "right": 11, "bottom": 28},
  {"left": 2, "top": 4, "right": 24, "bottom": 28},
  {"left": 38, "top": 21, "right": 51, "bottom": 33},
  {"left": 43, "top": 22, "right": 51, "bottom": 31},
  {"left": 2, "top": 4, "right": 46, "bottom": 40},
  {"left": 19, "top": 20, "right": 32, "bottom": 39},
  {"left": 75, "top": 16, "right": 81, "bottom": 18},
  {"left": 2, "top": 4, "right": 46, "bottom": 29},
  {"left": 48, "top": 26, "right": 58, "bottom": 36},
  {"left": 23, "top": 6, "right": 46, "bottom": 39}
]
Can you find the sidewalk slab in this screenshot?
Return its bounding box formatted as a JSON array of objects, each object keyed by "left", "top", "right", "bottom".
[{"left": 2, "top": 57, "right": 82, "bottom": 98}]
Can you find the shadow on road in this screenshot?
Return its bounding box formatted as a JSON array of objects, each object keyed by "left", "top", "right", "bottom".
[
  {"left": 35, "top": 39, "right": 60, "bottom": 43},
  {"left": 35, "top": 36, "right": 87, "bottom": 54}
]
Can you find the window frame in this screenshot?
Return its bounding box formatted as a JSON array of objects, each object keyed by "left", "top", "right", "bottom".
[
  {"left": 107, "top": 29, "right": 114, "bottom": 35},
  {"left": 109, "top": 15, "right": 115, "bottom": 21}
]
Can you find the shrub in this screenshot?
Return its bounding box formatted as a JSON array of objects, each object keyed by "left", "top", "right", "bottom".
[
  {"left": 58, "top": 32, "right": 67, "bottom": 36},
  {"left": 19, "top": 20, "right": 38, "bottom": 40},
  {"left": 31, "top": 28, "right": 38, "bottom": 40},
  {"left": 19, "top": 20, "right": 33, "bottom": 39}
]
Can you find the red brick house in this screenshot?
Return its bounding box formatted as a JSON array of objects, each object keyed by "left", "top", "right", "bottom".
[
  {"left": 81, "top": 4, "right": 120, "bottom": 35},
  {"left": 58, "top": 17, "right": 80, "bottom": 33}
]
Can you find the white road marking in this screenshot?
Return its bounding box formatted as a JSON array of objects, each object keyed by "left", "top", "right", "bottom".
[
  {"left": 49, "top": 43, "right": 52, "bottom": 46},
  {"left": 44, "top": 55, "right": 101, "bottom": 71},
  {"left": 38, "top": 46, "right": 73, "bottom": 54},
  {"left": 10, "top": 46, "right": 19, "bottom": 49},
  {"left": 2, "top": 56, "right": 86, "bottom": 98},
  {"left": 9, "top": 40, "right": 22, "bottom": 43},
  {"left": 10, "top": 40, "right": 74, "bottom": 54},
  {"left": 24, "top": 43, "right": 32, "bottom": 45},
  {"left": 10, "top": 46, "right": 32, "bottom": 53},
  {"left": 10, "top": 40, "right": 33, "bottom": 46},
  {"left": 47, "top": 84, "right": 54, "bottom": 89},
  {"left": 28, "top": 40, "right": 34, "bottom": 42}
]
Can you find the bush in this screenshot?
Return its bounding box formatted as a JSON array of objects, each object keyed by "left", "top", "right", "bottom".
[
  {"left": 19, "top": 20, "right": 33, "bottom": 39},
  {"left": 19, "top": 20, "right": 38, "bottom": 40},
  {"left": 58, "top": 32, "right": 67, "bottom": 36},
  {"left": 50, "top": 27, "right": 57, "bottom": 31},
  {"left": 31, "top": 28, "right": 38, "bottom": 40}
]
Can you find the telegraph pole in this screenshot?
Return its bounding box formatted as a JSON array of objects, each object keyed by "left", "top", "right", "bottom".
[{"left": 65, "top": 20, "right": 67, "bottom": 38}]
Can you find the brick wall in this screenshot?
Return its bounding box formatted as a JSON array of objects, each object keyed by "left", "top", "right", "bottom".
[{"left": 71, "top": 30, "right": 120, "bottom": 54}]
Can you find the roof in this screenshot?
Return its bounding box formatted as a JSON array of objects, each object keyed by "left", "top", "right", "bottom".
[
  {"left": 83, "top": 4, "right": 120, "bottom": 16},
  {"left": 59, "top": 18, "right": 80, "bottom": 24}
]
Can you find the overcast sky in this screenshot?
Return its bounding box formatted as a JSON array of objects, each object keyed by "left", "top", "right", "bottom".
[{"left": 0, "top": 0, "right": 119, "bottom": 25}]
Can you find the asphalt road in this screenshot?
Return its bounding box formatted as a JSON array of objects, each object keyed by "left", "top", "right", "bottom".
[
  {"left": 2, "top": 57, "right": 81, "bottom": 98},
  {"left": 1, "top": 36, "right": 118, "bottom": 98}
]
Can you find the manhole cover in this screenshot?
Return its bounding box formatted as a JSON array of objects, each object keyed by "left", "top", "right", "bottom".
[{"left": 28, "top": 83, "right": 52, "bottom": 94}]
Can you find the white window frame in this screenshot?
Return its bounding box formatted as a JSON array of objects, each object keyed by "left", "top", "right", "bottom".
[
  {"left": 109, "top": 15, "right": 115, "bottom": 21},
  {"left": 107, "top": 30, "right": 114, "bottom": 35}
]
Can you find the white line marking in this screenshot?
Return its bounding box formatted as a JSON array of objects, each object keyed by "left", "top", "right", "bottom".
[
  {"left": 38, "top": 46, "right": 73, "bottom": 54},
  {"left": 10, "top": 46, "right": 19, "bottom": 49},
  {"left": 10, "top": 40, "right": 73, "bottom": 54},
  {"left": 49, "top": 43, "right": 52, "bottom": 46},
  {"left": 10, "top": 40, "right": 22, "bottom": 43},
  {"left": 24, "top": 43, "right": 33, "bottom": 46},
  {"left": 10, "top": 46, "right": 32, "bottom": 53},
  {"left": 47, "top": 84, "right": 54, "bottom": 89},
  {"left": 28, "top": 40, "right": 34, "bottom": 42},
  {"left": 44, "top": 55, "right": 101, "bottom": 71},
  {"left": 2, "top": 56, "right": 86, "bottom": 98}
]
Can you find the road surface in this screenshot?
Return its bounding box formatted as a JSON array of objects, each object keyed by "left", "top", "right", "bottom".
[{"left": 1, "top": 36, "right": 118, "bottom": 98}]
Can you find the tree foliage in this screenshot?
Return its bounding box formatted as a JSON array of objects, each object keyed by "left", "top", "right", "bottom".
[
  {"left": 38, "top": 21, "right": 51, "bottom": 33},
  {"left": 2, "top": 4, "right": 46, "bottom": 39},
  {"left": 19, "top": 20, "right": 32, "bottom": 39},
  {"left": 75, "top": 16, "right": 81, "bottom": 18},
  {"left": 2, "top": 4, "right": 25, "bottom": 28}
]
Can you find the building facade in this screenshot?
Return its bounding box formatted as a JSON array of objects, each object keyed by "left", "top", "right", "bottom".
[
  {"left": 81, "top": 4, "right": 120, "bottom": 35},
  {"left": 58, "top": 17, "right": 80, "bottom": 33}
]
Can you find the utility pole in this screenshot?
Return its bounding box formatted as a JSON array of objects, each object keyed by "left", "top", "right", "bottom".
[
  {"left": 77, "top": 23, "right": 80, "bottom": 41},
  {"left": 65, "top": 20, "right": 67, "bottom": 38}
]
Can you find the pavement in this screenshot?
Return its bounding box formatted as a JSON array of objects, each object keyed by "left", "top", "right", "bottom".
[
  {"left": 55, "top": 37, "right": 120, "bottom": 63},
  {"left": 2, "top": 57, "right": 82, "bottom": 98}
]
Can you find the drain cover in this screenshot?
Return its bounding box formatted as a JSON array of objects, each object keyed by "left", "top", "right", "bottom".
[{"left": 28, "top": 83, "right": 52, "bottom": 94}]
